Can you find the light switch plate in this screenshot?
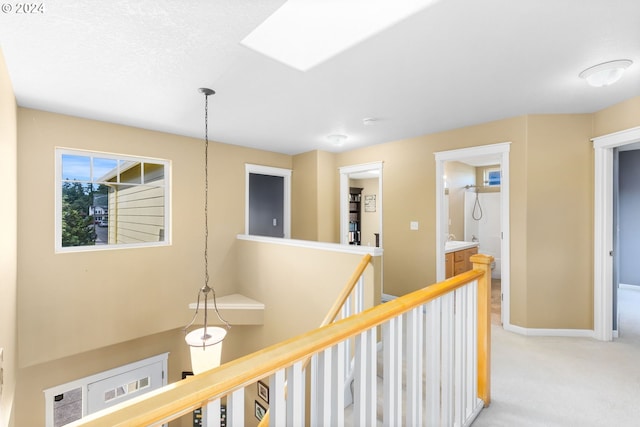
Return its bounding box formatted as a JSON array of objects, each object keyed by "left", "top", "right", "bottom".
[{"left": 410, "top": 221, "right": 419, "bottom": 230}]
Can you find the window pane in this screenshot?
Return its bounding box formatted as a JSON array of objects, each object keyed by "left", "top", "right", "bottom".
[
  {"left": 143, "top": 162, "right": 164, "bottom": 183},
  {"left": 61, "top": 182, "right": 97, "bottom": 247},
  {"left": 119, "top": 160, "right": 141, "bottom": 184},
  {"left": 113, "top": 183, "right": 165, "bottom": 243},
  {"left": 93, "top": 158, "right": 118, "bottom": 182},
  {"left": 62, "top": 155, "right": 90, "bottom": 181},
  {"left": 487, "top": 170, "right": 501, "bottom": 186}
]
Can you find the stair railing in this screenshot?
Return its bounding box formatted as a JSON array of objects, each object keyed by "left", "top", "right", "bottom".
[{"left": 68, "top": 254, "right": 492, "bottom": 427}]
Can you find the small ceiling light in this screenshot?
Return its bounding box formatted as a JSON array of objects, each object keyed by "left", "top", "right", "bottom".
[
  {"left": 579, "top": 59, "right": 633, "bottom": 87},
  {"left": 328, "top": 134, "right": 348, "bottom": 146}
]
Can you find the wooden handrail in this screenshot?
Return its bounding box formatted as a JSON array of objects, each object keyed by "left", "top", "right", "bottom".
[
  {"left": 320, "top": 253, "right": 372, "bottom": 327},
  {"left": 69, "top": 255, "right": 493, "bottom": 427}
]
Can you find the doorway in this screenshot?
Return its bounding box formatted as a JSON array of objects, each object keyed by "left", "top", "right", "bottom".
[
  {"left": 339, "top": 162, "right": 383, "bottom": 247},
  {"left": 435, "top": 143, "right": 511, "bottom": 328},
  {"left": 245, "top": 164, "right": 291, "bottom": 238},
  {"left": 592, "top": 126, "right": 640, "bottom": 341}
]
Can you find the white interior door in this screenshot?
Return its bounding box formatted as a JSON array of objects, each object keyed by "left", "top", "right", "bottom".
[{"left": 87, "top": 360, "right": 164, "bottom": 414}]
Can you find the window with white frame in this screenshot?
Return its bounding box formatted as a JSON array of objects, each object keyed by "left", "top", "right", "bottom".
[
  {"left": 484, "top": 166, "right": 501, "bottom": 187},
  {"left": 55, "top": 148, "right": 170, "bottom": 252}
]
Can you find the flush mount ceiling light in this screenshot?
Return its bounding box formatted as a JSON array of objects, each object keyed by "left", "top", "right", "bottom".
[
  {"left": 328, "top": 134, "right": 348, "bottom": 146},
  {"left": 241, "top": 0, "right": 443, "bottom": 71},
  {"left": 579, "top": 59, "right": 633, "bottom": 87}
]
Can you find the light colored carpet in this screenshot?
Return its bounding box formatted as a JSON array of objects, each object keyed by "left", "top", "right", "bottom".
[{"left": 472, "top": 285, "right": 640, "bottom": 426}]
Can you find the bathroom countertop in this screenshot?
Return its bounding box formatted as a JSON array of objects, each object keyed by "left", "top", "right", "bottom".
[{"left": 445, "top": 241, "right": 479, "bottom": 253}]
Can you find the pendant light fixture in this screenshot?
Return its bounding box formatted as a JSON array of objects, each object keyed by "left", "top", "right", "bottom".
[{"left": 184, "top": 87, "right": 231, "bottom": 374}]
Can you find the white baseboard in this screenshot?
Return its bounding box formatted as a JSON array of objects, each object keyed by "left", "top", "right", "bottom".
[
  {"left": 503, "top": 323, "right": 595, "bottom": 338},
  {"left": 619, "top": 283, "right": 640, "bottom": 290}
]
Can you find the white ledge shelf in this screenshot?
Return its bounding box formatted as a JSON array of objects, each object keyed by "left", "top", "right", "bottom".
[{"left": 188, "top": 293, "right": 265, "bottom": 325}]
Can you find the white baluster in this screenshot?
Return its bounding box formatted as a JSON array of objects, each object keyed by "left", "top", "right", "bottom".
[
  {"left": 227, "top": 389, "right": 244, "bottom": 427},
  {"left": 405, "top": 306, "right": 423, "bottom": 426},
  {"left": 454, "top": 287, "right": 465, "bottom": 425},
  {"left": 354, "top": 329, "right": 376, "bottom": 426},
  {"left": 441, "top": 293, "right": 455, "bottom": 425},
  {"left": 203, "top": 399, "right": 221, "bottom": 427},
  {"left": 270, "top": 371, "right": 286, "bottom": 426},
  {"left": 383, "top": 316, "right": 403, "bottom": 426},
  {"left": 425, "top": 299, "right": 442, "bottom": 425},
  {"left": 286, "top": 362, "right": 305, "bottom": 427},
  {"left": 331, "top": 342, "right": 345, "bottom": 426}
]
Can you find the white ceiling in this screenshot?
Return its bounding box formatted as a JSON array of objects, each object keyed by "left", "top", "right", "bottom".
[{"left": 1, "top": 0, "right": 639, "bottom": 155}]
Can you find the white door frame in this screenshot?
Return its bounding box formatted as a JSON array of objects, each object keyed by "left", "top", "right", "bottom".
[
  {"left": 339, "top": 162, "right": 383, "bottom": 246},
  {"left": 592, "top": 126, "right": 640, "bottom": 341},
  {"left": 245, "top": 164, "right": 292, "bottom": 238},
  {"left": 435, "top": 142, "right": 511, "bottom": 327}
]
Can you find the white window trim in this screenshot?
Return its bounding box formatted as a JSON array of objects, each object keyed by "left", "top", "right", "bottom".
[
  {"left": 55, "top": 148, "right": 171, "bottom": 253},
  {"left": 244, "top": 164, "right": 292, "bottom": 238}
]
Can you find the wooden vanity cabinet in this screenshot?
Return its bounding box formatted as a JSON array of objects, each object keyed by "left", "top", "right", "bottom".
[
  {"left": 445, "top": 246, "right": 479, "bottom": 279},
  {"left": 445, "top": 252, "right": 454, "bottom": 278}
]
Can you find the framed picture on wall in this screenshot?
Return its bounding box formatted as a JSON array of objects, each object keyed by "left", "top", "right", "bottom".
[
  {"left": 257, "top": 380, "right": 269, "bottom": 403},
  {"left": 364, "top": 194, "right": 376, "bottom": 212},
  {"left": 255, "top": 400, "right": 266, "bottom": 421}
]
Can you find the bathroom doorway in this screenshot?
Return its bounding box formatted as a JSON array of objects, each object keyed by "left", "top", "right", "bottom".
[{"left": 435, "top": 143, "right": 511, "bottom": 328}]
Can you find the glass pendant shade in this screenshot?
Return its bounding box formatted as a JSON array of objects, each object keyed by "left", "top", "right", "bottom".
[{"left": 185, "top": 327, "right": 227, "bottom": 374}]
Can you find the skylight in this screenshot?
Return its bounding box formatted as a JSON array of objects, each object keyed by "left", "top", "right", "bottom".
[{"left": 241, "top": 0, "right": 442, "bottom": 71}]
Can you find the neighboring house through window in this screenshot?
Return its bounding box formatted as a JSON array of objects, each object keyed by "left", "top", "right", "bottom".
[{"left": 55, "top": 148, "right": 170, "bottom": 252}]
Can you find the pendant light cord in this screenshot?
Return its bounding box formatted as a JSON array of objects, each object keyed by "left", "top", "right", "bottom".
[
  {"left": 203, "top": 91, "right": 231, "bottom": 331},
  {"left": 184, "top": 89, "right": 230, "bottom": 339}
]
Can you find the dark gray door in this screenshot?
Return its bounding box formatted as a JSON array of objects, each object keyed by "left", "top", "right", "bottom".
[
  {"left": 249, "top": 173, "right": 284, "bottom": 237},
  {"left": 617, "top": 149, "right": 640, "bottom": 331}
]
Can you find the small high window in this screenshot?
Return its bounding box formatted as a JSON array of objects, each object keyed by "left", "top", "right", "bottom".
[
  {"left": 484, "top": 168, "right": 501, "bottom": 187},
  {"left": 55, "top": 149, "right": 170, "bottom": 252}
]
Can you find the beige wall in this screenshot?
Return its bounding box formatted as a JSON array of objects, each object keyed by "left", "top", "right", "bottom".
[
  {"left": 291, "top": 150, "right": 339, "bottom": 243},
  {"left": 14, "top": 109, "right": 291, "bottom": 425},
  {"left": 0, "top": 47, "right": 18, "bottom": 427},
  {"left": 524, "top": 114, "right": 594, "bottom": 328},
  {"left": 316, "top": 150, "right": 339, "bottom": 243},
  {"left": 234, "top": 239, "right": 380, "bottom": 354},
  {"left": 335, "top": 116, "right": 529, "bottom": 306},
  {"left": 292, "top": 150, "right": 318, "bottom": 241},
  {"left": 593, "top": 96, "right": 640, "bottom": 136}
]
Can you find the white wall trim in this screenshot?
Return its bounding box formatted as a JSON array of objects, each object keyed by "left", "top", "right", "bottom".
[
  {"left": 237, "top": 234, "right": 383, "bottom": 257},
  {"left": 592, "top": 126, "right": 640, "bottom": 341},
  {"left": 244, "top": 164, "right": 292, "bottom": 238},
  {"left": 504, "top": 323, "right": 595, "bottom": 338}
]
